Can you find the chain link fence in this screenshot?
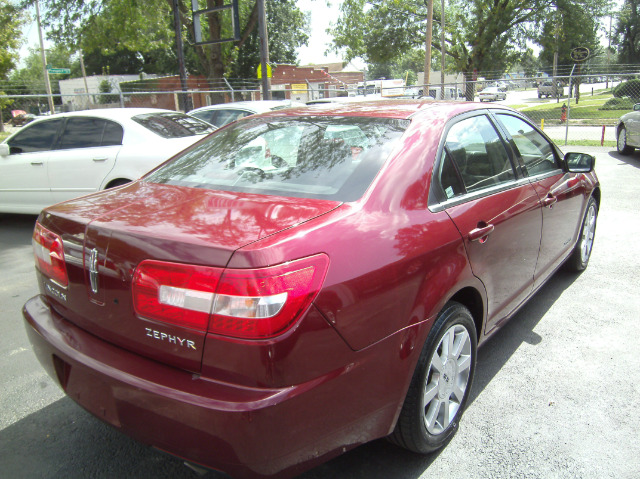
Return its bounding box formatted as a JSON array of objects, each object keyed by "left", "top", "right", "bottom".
[{"left": 3, "top": 72, "right": 640, "bottom": 147}]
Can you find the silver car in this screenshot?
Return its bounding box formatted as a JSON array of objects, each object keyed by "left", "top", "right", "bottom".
[
  {"left": 616, "top": 103, "right": 640, "bottom": 155},
  {"left": 478, "top": 87, "right": 507, "bottom": 102}
]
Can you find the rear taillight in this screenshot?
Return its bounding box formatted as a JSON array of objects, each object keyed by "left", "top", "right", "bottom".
[
  {"left": 132, "top": 254, "right": 329, "bottom": 339},
  {"left": 33, "top": 222, "right": 68, "bottom": 287}
]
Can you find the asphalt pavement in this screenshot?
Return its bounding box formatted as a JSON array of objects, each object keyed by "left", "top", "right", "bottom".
[{"left": 1, "top": 147, "right": 639, "bottom": 479}]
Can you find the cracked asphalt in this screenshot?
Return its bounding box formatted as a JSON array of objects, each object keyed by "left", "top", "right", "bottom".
[{"left": 1, "top": 146, "right": 639, "bottom": 479}]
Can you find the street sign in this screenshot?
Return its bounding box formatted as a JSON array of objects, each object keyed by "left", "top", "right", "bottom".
[
  {"left": 47, "top": 67, "right": 71, "bottom": 74},
  {"left": 257, "top": 63, "right": 272, "bottom": 79},
  {"left": 570, "top": 47, "right": 590, "bottom": 62}
]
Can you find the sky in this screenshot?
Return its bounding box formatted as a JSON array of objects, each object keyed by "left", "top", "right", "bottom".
[
  {"left": 19, "top": 0, "right": 346, "bottom": 68},
  {"left": 296, "top": 0, "right": 344, "bottom": 65}
]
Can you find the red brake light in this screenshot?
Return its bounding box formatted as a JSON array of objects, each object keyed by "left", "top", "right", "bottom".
[
  {"left": 132, "top": 261, "right": 223, "bottom": 331},
  {"left": 210, "top": 255, "right": 329, "bottom": 339},
  {"left": 33, "top": 222, "right": 68, "bottom": 287},
  {"left": 132, "top": 254, "right": 329, "bottom": 339}
]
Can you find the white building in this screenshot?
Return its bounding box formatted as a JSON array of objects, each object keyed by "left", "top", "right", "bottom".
[{"left": 58, "top": 74, "right": 157, "bottom": 110}]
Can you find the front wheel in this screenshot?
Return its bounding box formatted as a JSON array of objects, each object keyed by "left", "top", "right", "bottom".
[
  {"left": 565, "top": 197, "right": 598, "bottom": 272},
  {"left": 617, "top": 126, "right": 634, "bottom": 155},
  {"left": 389, "top": 302, "right": 477, "bottom": 453}
]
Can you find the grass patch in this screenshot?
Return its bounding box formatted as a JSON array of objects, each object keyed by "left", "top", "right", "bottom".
[
  {"left": 516, "top": 91, "right": 631, "bottom": 124},
  {"left": 0, "top": 131, "right": 10, "bottom": 142},
  {"left": 560, "top": 139, "right": 616, "bottom": 148}
]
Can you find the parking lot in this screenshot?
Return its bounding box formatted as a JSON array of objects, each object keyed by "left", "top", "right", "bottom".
[{"left": 1, "top": 146, "right": 639, "bottom": 479}]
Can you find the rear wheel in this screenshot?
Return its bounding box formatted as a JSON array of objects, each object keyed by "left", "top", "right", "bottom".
[
  {"left": 617, "top": 126, "right": 634, "bottom": 155},
  {"left": 105, "top": 179, "right": 130, "bottom": 189},
  {"left": 565, "top": 197, "right": 598, "bottom": 272},
  {"left": 389, "top": 302, "right": 477, "bottom": 453}
]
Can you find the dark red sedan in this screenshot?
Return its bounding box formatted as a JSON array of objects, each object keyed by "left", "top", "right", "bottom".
[{"left": 23, "top": 101, "right": 599, "bottom": 478}]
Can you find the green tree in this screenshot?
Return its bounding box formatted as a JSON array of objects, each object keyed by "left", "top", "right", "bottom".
[
  {"left": 536, "top": 2, "right": 602, "bottom": 74},
  {"left": 329, "top": 0, "right": 610, "bottom": 99},
  {"left": 0, "top": 0, "right": 26, "bottom": 79},
  {"left": 367, "top": 49, "right": 425, "bottom": 84},
  {"left": 7, "top": 45, "right": 79, "bottom": 95},
  {"left": 614, "top": 0, "right": 640, "bottom": 65},
  {"left": 28, "top": 0, "right": 309, "bottom": 85}
]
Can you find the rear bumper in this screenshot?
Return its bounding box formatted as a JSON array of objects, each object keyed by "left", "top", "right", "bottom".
[{"left": 23, "top": 294, "right": 420, "bottom": 478}]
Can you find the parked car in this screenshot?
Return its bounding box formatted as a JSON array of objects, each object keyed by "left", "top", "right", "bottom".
[
  {"left": 23, "top": 101, "right": 599, "bottom": 479},
  {"left": 538, "top": 81, "right": 564, "bottom": 98},
  {"left": 478, "top": 86, "right": 507, "bottom": 101},
  {"left": 0, "top": 108, "right": 214, "bottom": 214},
  {"left": 188, "top": 100, "right": 301, "bottom": 127},
  {"left": 9, "top": 113, "right": 37, "bottom": 127},
  {"left": 616, "top": 103, "right": 640, "bottom": 155}
]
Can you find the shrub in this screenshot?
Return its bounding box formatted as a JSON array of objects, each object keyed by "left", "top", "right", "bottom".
[
  {"left": 612, "top": 79, "right": 640, "bottom": 99},
  {"left": 599, "top": 97, "right": 638, "bottom": 111}
]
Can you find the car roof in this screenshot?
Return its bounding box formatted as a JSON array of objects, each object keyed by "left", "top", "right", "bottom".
[
  {"left": 54, "top": 108, "right": 178, "bottom": 121},
  {"left": 190, "top": 101, "right": 299, "bottom": 114},
  {"left": 259, "top": 100, "right": 490, "bottom": 121},
  {"left": 22, "top": 108, "right": 181, "bottom": 127}
]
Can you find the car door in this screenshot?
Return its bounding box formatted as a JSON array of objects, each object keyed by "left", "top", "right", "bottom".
[
  {"left": 626, "top": 109, "right": 640, "bottom": 146},
  {"left": 47, "top": 117, "right": 123, "bottom": 204},
  {"left": 494, "top": 113, "right": 588, "bottom": 286},
  {"left": 0, "top": 118, "right": 64, "bottom": 213},
  {"left": 431, "top": 113, "right": 543, "bottom": 334}
]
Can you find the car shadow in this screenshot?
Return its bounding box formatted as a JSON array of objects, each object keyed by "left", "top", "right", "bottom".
[
  {"left": 301, "top": 269, "right": 580, "bottom": 479},
  {"left": 0, "top": 398, "right": 200, "bottom": 479},
  {"left": 608, "top": 149, "right": 640, "bottom": 169},
  {"left": 0, "top": 213, "right": 38, "bottom": 248}
]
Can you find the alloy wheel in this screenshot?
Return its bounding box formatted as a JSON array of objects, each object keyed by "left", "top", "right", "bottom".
[
  {"left": 618, "top": 129, "right": 627, "bottom": 152},
  {"left": 580, "top": 202, "right": 597, "bottom": 264},
  {"left": 422, "top": 324, "right": 472, "bottom": 435}
]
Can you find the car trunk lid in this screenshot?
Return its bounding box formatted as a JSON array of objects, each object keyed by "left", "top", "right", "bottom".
[{"left": 38, "top": 181, "right": 340, "bottom": 372}]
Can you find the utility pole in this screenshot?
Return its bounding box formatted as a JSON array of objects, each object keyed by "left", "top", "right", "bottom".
[
  {"left": 606, "top": 14, "right": 612, "bottom": 89},
  {"left": 424, "top": 0, "right": 434, "bottom": 96},
  {"left": 553, "top": 7, "right": 559, "bottom": 102},
  {"left": 172, "top": 0, "right": 192, "bottom": 112},
  {"left": 79, "top": 51, "right": 92, "bottom": 107},
  {"left": 35, "top": 0, "right": 55, "bottom": 114},
  {"left": 440, "top": 0, "right": 445, "bottom": 99},
  {"left": 257, "top": 0, "right": 271, "bottom": 100}
]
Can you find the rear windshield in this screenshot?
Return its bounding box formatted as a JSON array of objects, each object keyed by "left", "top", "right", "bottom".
[
  {"left": 144, "top": 116, "right": 409, "bottom": 202},
  {"left": 132, "top": 112, "right": 215, "bottom": 138}
]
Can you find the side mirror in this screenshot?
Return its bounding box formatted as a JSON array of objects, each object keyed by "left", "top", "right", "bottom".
[
  {"left": 0, "top": 143, "right": 9, "bottom": 157},
  {"left": 634, "top": 103, "right": 640, "bottom": 111},
  {"left": 565, "top": 152, "right": 595, "bottom": 173}
]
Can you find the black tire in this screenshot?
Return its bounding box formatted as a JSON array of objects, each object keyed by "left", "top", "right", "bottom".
[
  {"left": 617, "top": 126, "right": 634, "bottom": 155},
  {"left": 389, "top": 302, "right": 477, "bottom": 453},
  {"left": 565, "top": 197, "right": 598, "bottom": 272}
]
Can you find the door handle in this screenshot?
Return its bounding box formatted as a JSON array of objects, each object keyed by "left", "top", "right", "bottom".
[
  {"left": 30, "top": 161, "right": 44, "bottom": 166},
  {"left": 468, "top": 223, "right": 495, "bottom": 243},
  {"left": 541, "top": 194, "right": 557, "bottom": 208},
  {"left": 92, "top": 157, "right": 108, "bottom": 162}
]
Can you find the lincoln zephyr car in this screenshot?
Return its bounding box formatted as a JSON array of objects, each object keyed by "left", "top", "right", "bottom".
[{"left": 23, "top": 101, "right": 599, "bottom": 478}]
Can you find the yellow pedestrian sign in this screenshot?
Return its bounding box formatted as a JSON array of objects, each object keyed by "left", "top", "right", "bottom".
[{"left": 257, "top": 63, "right": 272, "bottom": 79}]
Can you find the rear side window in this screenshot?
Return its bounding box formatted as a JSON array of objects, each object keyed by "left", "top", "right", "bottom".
[
  {"left": 7, "top": 119, "right": 64, "bottom": 154},
  {"left": 133, "top": 112, "right": 215, "bottom": 138},
  {"left": 145, "top": 116, "right": 409, "bottom": 202},
  {"left": 57, "top": 117, "right": 124, "bottom": 149},
  {"left": 496, "top": 114, "right": 559, "bottom": 176},
  {"left": 210, "top": 109, "right": 252, "bottom": 127},
  {"left": 439, "top": 115, "right": 516, "bottom": 197}
]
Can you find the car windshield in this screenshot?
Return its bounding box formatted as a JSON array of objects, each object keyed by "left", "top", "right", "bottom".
[
  {"left": 132, "top": 112, "right": 215, "bottom": 138},
  {"left": 145, "top": 116, "right": 409, "bottom": 202}
]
